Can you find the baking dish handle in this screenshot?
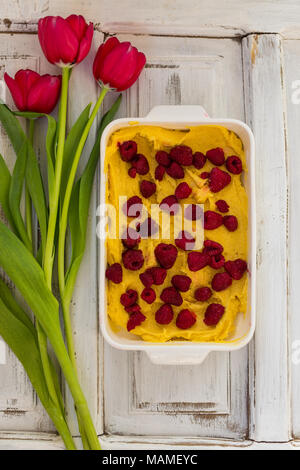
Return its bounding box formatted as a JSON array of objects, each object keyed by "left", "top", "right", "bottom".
[
  {"left": 145, "top": 349, "right": 210, "bottom": 366},
  {"left": 146, "top": 105, "right": 209, "bottom": 121}
]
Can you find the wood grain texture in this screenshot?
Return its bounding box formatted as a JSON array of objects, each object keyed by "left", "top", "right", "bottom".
[
  {"left": 242, "top": 34, "right": 290, "bottom": 441},
  {"left": 1, "top": 1, "right": 300, "bottom": 38}
]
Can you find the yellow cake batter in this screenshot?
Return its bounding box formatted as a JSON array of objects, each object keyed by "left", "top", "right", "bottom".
[{"left": 105, "top": 125, "right": 248, "bottom": 342}]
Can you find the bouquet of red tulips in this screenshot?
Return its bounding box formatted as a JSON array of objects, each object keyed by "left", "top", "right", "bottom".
[{"left": 0, "top": 15, "right": 145, "bottom": 450}]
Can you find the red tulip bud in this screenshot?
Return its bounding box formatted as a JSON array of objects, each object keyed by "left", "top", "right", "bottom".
[
  {"left": 4, "top": 69, "right": 61, "bottom": 114},
  {"left": 38, "top": 15, "right": 93, "bottom": 67},
  {"left": 93, "top": 37, "right": 146, "bottom": 91}
]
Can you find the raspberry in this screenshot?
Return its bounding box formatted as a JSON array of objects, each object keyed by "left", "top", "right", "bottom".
[
  {"left": 195, "top": 287, "right": 212, "bottom": 302},
  {"left": 204, "top": 211, "right": 223, "bottom": 230},
  {"left": 120, "top": 289, "right": 138, "bottom": 307},
  {"left": 132, "top": 154, "right": 149, "bottom": 175},
  {"left": 206, "top": 147, "right": 225, "bottom": 166},
  {"left": 226, "top": 155, "right": 243, "bottom": 175},
  {"left": 123, "top": 196, "right": 143, "bottom": 217},
  {"left": 160, "top": 287, "right": 183, "bottom": 306},
  {"left": 224, "top": 259, "right": 247, "bottom": 280},
  {"left": 139, "top": 217, "right": 159, "bottom": 237},
  {"left": 155, "top": 243, "right": 178, "bottom": 269},
  {"left": 216, "top": 199, "right": 229, "bottom": 213},
  {"left": 170, "top": 145, "right": 193, "bottom": 166},
  {"left": 209, "top": 254, "right": 225, "bottom": 269},
  {"left": 193, "top": 152, "right": 206, "bottom": 169},
  {"left": 127, "top": 312, "right": 146, "bottom": 331},
  {"left": 211, "top": 272, "right": 232, "bottom": 291},
  {"left": 118, "top": 140, "right": 137, "bottom": 162},
  {"left": 105, "top": 263, "right": 122, "bottom": 284},
  {"left": 209, "top": 167, "right": 231, "bottom": 193},
  {"left": 200, "top": 172, "right": 210, "bottom": 179},
  {"left": 223, "top": 215, "right": 238, "bottom": 232},
  {"left": 175, "top": 231, "right": 195, "bottom": 251},
  {"left": 204, "top": 303, "right": 225, "bottom": 326},
  {"left": 155, "top": 304, "right": 174, "bottom": 325},
  {"left": 140, "top": 180, "right": 156, "bottom": 198},
  {"left": 155, "top": 165, "right": 165, "bottom": 181},
  {"left": 185, "top": 204, "right": 203, "bottom": 221},
  {"left": 171, "top": 275, "right": 192, "bottom": 292},
  {"left": 203, "top": 239, "right": 223, "bottom": 256},
  {"left": 175, "top": 182, "right": 192, "bottom": 199},
  {"left": 125, "top": 303, "right": 141, "bottom": 314},
  {"left": 122, "top": 249, "right": 144, "bottom": 271},
  {"left": 128, "top": 167, "right": 137, "bottom": 178},
  {"left": 166, "top": 161, "right": 184, "bottom": 179},
  {"left": 176, "top": 309, "right": 196, "bottom": 329},
  {"left": 141, "top": 287, "right": 156, "bottom": 304},
  {"left": 160, "top": 195, "right": 179, "bottom": 216},
  {"left": 155, "top": 150, "right": 171, "bottom": 167},
  {"left": 148, "top": 267, "right": 167, "bottom": 285},
  {"left": 139, "top": 270, "right": 154, "bottom": 288},
  {"left": 187, "top": 252, "right": 210, "bottom": 271},
  {"left": 122, "top": 227, "right": 141, "bottom": 249}
]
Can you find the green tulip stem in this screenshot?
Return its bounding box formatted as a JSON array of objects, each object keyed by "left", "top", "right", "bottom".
[
  {"left": 25, "top": 119, "right": 34, "bottom": 248},
  {"left": 43, "top": 66, "right": 70, "bottom": 287}
]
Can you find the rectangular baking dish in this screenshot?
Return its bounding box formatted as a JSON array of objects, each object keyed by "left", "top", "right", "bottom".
[{"left": 99, "top": 105, "right": 256, "bottom": 365}]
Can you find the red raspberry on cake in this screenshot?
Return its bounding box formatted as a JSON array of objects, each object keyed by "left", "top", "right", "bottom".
[
  {"left": 122, "top": 196, "right": 143, "bottom": 217},
  {"left": 118, "top": 140, "right": 137, "bottom": 161},
  {"left": 139, "top": 270, "right": 154, "bottom": 288},
  {"left": 105, "top": 263, "right": 122, "bottom": 284},
  {"left": 120, "top": 289, "right": 138, "bottom": 307},
  {"left": 155, "top": 304, "right": 174, "bottom": 325},
  {"left": 209, "top": 167, "right": 231, "bottom": 193},
  {"left": 160, "top": 195, "right": 179, "bottom": 215},
  {"left": 203, "top": 240, "right": 223, "bottom": 256},
  {"left": 128, "top": 167, "right": 137, "bottom": 178},
  {"left": 148, "top": 267, "right": 167, "bottom": 285},
  {"left": 211, "top": 272, "right": 232, "bottom": 291},
  {"left": 200, "top": 171, "right": 210, "bottom": 179},
  {"left": 141, "top": 287, "right": 156, "bottom": 304},
  {"left": 226, "top": 155, "right": 243, "bottom": 174},
  {"left": 166, "top": 161, "right": 184, "bottom": 179},
  {"left": 209, "top": 253, "right": 225, "bottom": 269},
  {"left": 127, "top": 312, "right": 146, "bottom": 331},
  {"left": 175, "top": 231, "right": 195, "bottom": 251},
  {"left": 224, "top": 259, "right": 247, "bottom": 280},
  {"left": 204, "top": 211, "right": 223, "bottom": 230},
  {"left": 185, "top": 204, "right": 203, "bottom": 221},
  {"left": 206, "top": 147, "right": 225, "bottom": 166},
  {"left": 223, "top": 215, "right": 238, "bottom": 232},
  {"left": 193, "top": 152, "right": 206, "bottom": 169},
  {"left": 187, "top": 252, "right": 210, "bottom": 271},
  {"left": 122, "top": 249, "right": 144, "bottom": 271},
  {"left": 215, "top": 199, "right": 229, "bottom": 213},
  {"left": 125, "top": 304, "right": 141, "bottom": 314},
  {"left": 140, "top": 180, "right": 156, "bottom": 198},
  {"left": 195, "top": 287, "right": 212, "bottom": 302},
  {"left": 160, "top": 287, "right": 183, "bottom": 306},
  {"left": 204, "top": 303, "right": 225, "bottom": 326},
  {"left": 175, "top": 182, "right": 192, "bottom": 199},
  {"left": 155, "top": 150, "right": 171, "bottom": 167},
  {"left": 155, "top": 165, "right": 165, "bottom": 181},
  {"left": 176, "top": 309, "right": 197, "bottom": 329},
  {"left": 170, "top": 145, "right": 193, "bottom": 166},
  {"left": 155, "top": 243, "right": 178, "bottom": 269},
  {"left": 171, "top": 275, "right": 192, "bottom": 292},
  {"left": 122, "top": 227, "right": 141, "bottom": 249},
  {"left": 131, "top": 154, "right": 149, "bottom": 175}
]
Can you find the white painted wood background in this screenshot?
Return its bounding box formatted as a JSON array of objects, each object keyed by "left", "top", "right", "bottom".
[{"left": 0, "top": 0, "right": 300, "bottom": 450}]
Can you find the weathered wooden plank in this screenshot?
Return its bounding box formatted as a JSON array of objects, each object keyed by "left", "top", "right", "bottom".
[
  {"left": 2, "top": 1, "right": 300, "bottom": 38},
  {"left": 242, "top": 34, "right": 289, "bottom": 441},
  {"left": 104, "top": 35, "right": 248, "bottom": 440}
]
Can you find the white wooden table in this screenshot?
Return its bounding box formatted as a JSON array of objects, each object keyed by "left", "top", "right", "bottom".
[{"left": 0, "top": 0, "right": 300, "bottom": 450}]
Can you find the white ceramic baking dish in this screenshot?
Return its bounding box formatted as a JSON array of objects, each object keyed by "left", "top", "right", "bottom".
[{"left": 99, "top": 105, "right": 256, "bottom": 365}]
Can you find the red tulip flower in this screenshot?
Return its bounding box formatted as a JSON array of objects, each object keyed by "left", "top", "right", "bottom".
[
  {"left": 4, "top": 69, "right": 61, "bottom": 114},
  {"left": 38, "top": 15, "right": 93, "bottom": 67},
  {"left": 93, "top": 37, "right": 146, "bottom": 91}
]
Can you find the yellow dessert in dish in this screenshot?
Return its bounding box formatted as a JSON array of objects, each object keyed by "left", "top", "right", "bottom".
[{"left": 105, "top": 125, "right": 248, "bottom": 342}]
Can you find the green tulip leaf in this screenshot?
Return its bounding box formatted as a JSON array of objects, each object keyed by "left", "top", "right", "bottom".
[
  {"left": 14, "top": 111, "right": 45, "bottom": 120},
  {"left": 0, "top": 104, "right": 25, "bottom": 154},
  {"left": 0, "top": 276, "right": 34, "bottom": 335},
  {"left": 0, "top": 153, "right": 16, "bottom": 230}
]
